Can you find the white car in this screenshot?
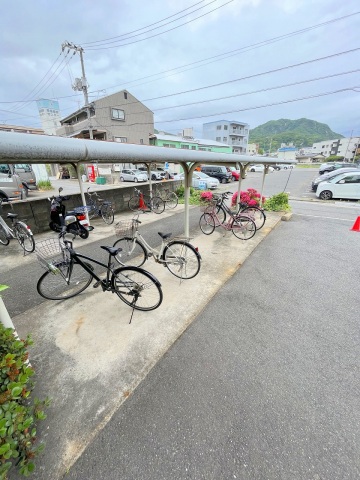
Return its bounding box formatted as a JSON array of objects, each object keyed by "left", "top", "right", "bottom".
[
  {"left": 175, "top": 171, "right": 219, "bottom": 189},
  {"left": 248, "top": 165, "right": 274, "bottom": 173},
  {"left": 316, "top": 172, "right": 360, "bottom": 200},
  {"left": 119, "top": 169, "right": 148, "bottom": 182},
  {"left": 137, "top": 167, "right": 166, "bottom": 181}
]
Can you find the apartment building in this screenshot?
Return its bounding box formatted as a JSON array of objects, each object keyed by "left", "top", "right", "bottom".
[
  {"left": 312, "top": 137, "right": 360, "bottom": 160},
  {"left": 149, "top": 132, "right": 232, "bottom": 153},
  {"left": 202, "top": 120, "right": 249, "bottom": 154},
  {"left": 56, "top": 90, "right": 154, "bottom": 145}
]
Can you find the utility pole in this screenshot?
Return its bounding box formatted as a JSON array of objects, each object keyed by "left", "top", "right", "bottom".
[{"left": 61, "top": 41, "right": 93, "bottom": 140}]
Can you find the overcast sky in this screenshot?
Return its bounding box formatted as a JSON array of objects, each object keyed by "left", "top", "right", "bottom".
[{"left": 1, "top": 0, "right": 359, "bottom": 140}]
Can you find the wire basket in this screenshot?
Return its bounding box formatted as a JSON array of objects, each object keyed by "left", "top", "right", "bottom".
[
  {"left": 114, "top": 220, "right": 136, "bottom": 237},
  {"left": 73, "top": 205, "right": 91, "bottom": 214},
  {"left": 199, "top": 200, "right": 217, "bottom": 213},
  {"left": 35, "top": 238, "right": 67, "bottom": 271}
]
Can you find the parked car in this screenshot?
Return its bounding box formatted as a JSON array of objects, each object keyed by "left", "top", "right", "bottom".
[
  {"left": 274, "top": 164, "right": 294, "bottom": 170},
  {"left": 248, "top": 164, "right": 274, "bottom": 173},
  {"left": 316, "top": 172, "right": 360, "bottom": 200},
  {"left": 200, "top": 165, "right": 231, "bottom": 183},
  {"left": 311, "top": 167, "right": 360, "bottom": 191},
  {"left": 155, "top": 167, "right": 174, "bottom": 179},
  {"left": 138, "top": 167, "right": 166, "bottom": 181},
  {"left": 119, "top": 169, "right": 148, "bottom": 182},
  {"left": 175, "top": 171, "right": 220, "bottom": 189},
  {"left": 318, "top": 162, "right": 357, "bottom": 175},
  {"left": 226, "top": 167, "right": 240, "bottom": 181}
]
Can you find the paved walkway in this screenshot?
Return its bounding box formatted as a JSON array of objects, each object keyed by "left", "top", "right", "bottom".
[{"left": 4, "top": 206, "right": 284, "bottom": 480}]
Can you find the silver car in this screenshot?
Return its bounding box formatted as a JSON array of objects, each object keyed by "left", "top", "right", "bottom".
[
  {"left": 175, "top": 171, "right": 220, "bottom": 189},
  {"left": 119, "top": 169, "right": 148, "bottom": 182}
]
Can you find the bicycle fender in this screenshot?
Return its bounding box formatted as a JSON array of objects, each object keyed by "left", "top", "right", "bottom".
[
  {"left": 17, "top": 221, "right": 34, "bottom": 236},
  {"left": 115, "top": 266, "right": 162, "bottom": 287}
]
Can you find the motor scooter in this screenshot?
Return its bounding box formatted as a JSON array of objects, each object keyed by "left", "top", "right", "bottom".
[{"left": 48, "top": 187, "right": 92, "bottom": 239}]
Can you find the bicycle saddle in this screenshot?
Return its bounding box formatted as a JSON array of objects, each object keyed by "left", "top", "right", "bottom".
[
  {"left": 7, "top": 213, "right": 18, "bottom": 219},
  {"left": 100, "top": 246, "right": 122, "bottom": 256},
  {"left": 158, "top": 232, "right": 172, "bottom": 240}
]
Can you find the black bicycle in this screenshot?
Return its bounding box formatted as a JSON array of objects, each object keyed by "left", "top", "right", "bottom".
[
  {"left": 214, "top": 192, "right": 266, "bottom": 230},
  {"left": 36, "top": 233, "right": 163, "bottom": 313},
  {"left": 86, "top": 188, "right": 115, "bottom": 224}
]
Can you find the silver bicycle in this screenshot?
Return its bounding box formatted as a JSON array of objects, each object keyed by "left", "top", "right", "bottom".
[
  {"left": 113, "top": 213, "right": 201, "bottom": 280},
  {"left": 0, "top": 198, "right": 35, "bottom": 253}
]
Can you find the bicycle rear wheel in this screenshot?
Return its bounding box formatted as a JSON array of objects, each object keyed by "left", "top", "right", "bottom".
[
  {"left": 239, "top": 206, "right": 266, "bottom": 230},
  {"left": 15, "top": 222, "right": 35, "bottom": 252},
  {"left": 113, "top": 237, "right": 147, "bottom": 267},
  {"left": 163, "top": 241, "right": 201, "bottom": 279},
  {"left": 112, "top": 266, "right": 163, "bottom": 311},
  {"left": 100, "top": 204, "right": 114, "bottom": 225},
  {"left": 0, "top": 223, "right": 10, "bottom": 245},
  {"left": 231, "top": 215, "right": 256, "bottom": 240},
  {"left": 165, "top": 192, "right": 178, "bottom": 209},
  {"left": 37, "top": 261, "right": 93, "bottom": 300},
  {"left": 151, "top": 196, "right": 165, "bottom": 214},
  {"left": 199, "top": 213, "right": 215, "bottom": 235}
]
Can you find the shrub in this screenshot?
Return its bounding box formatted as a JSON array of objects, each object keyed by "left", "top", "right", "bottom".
[
  {"left": 36, "top": 180, "right": 52, "bottom": 191},
  {"left": 231, "top": 188, "right": 265, "bottom": 208},
  {"left": 200, "top": 191, "right": 213, "bottom": 203},
  {"left": 263, "top": 192, "right": 291, "bottom": 212},
  {"left": 0, "top": 324, "right": 49, "bottom": 479}
]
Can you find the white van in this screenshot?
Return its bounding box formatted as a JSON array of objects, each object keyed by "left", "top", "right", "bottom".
[{"left": 0, "top": 164, "right": 26, "bottom": 200}]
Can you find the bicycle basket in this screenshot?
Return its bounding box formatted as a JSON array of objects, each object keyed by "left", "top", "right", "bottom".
[
  {"left": 74, "top": 205, "right": 91, "bottom": 214},
  {"left": 199, "top": 199, "right": 217, "bottom": 213},
  {"left": 35, "top": 238, "right": 67, "bottom": 271},
  {"left": 114, "top": 219, "right": 136, "bottom": 237}
]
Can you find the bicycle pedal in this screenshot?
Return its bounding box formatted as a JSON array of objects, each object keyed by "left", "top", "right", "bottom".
[{"left": 93, "top": 280, "right": 102, "bottom": 288}]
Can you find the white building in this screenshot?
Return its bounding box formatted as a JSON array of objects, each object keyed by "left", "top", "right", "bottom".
[
  {"left": 312, "top": 137, "right": 359, "bottom": 160},
  {"left": 202, "top": 120, "right": 249, "bottom": 154},
  {"left": 36, "top": 99, "right": 62, "bottom": 135}
]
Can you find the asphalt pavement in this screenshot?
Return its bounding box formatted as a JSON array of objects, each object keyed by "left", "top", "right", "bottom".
[{"left": 3, "top": 204, "right": 285, "bottom": 480}]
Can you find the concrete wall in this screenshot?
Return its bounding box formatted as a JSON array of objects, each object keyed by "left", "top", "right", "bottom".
[{"left": 1, "top": 182, "right": 181, "bottom": 234}]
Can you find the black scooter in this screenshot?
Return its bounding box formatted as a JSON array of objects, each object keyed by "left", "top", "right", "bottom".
[{"left": 48, "top": 188, "right": 92, "bottom": 239}]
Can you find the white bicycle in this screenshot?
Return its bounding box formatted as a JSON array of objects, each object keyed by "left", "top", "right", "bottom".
[{"left": 113, "top": 213, "right": 201, "bottom": 280}]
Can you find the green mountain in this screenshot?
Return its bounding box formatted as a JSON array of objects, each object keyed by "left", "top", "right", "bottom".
[{"left": 249, "top": 118, "right": 343, "bottom": 152}]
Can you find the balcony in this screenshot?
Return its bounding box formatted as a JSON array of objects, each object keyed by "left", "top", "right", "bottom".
[{"left": 56, "top": 118, "right": 90, "bottom": 137}]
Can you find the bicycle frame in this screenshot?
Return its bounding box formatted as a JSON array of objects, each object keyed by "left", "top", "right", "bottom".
[
  {"left": 0, "top": 215, "right": 15, "bottom": 238},
  {"left": 128, "top": 229, "right": 172, "bottom": 264},
  {"left": 57, "top": 243, "right": 114, "bottom": 290}
]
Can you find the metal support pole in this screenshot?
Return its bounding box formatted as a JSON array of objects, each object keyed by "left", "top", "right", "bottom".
[
  {"left": 260, "top": 167, "right": 267, "bottom": 207},
  {"left": 73, "top": 163, "right": 90, "bottom": 225}
]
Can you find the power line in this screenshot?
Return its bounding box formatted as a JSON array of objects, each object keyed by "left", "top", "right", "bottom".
[
  {"left": 82, "top": 0, "right": 211, "bottom": 46},
  {"left": 86, "top": 0, "right": 235, "bottom": 50}
]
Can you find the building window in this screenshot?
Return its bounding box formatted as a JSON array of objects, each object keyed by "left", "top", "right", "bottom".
[
  {"left": 163, "top": 143, "right": 170, "bottom": 147},
  {"left": 181, "top": 144, "right": 189, "bottom": 149},
  {"left": 224, "top": 125, "right": 228, "bottom": 130},
  {"left": 191, "top": 146, "right": 196, "bottom": 150},
  {"left": 140, "top": 139, "right": 143, "bottom": 144},
  {"left": 216, "top": 125, "right": 221, "bottom": 130},
  {"left": 114, "top": 136, "right": 127, "bottom": 143},
  {"left": 124, "top": 92, "right": 128, "bottom": 99},
  {"left": 223, "top": 137, "right": 227, "bottom": 142},
  {"left": 111, "top": 108, "right": 125, "bottom": 121},
  {"left": 216, "top": 137, "right": 221, "bottom": 141},
  {"left": 199, "top": 147, "right": 205, "bottom": 151}
]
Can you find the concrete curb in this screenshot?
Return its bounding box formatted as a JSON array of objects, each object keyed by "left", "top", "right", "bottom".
[{"left": 10, "top": 209, "right": 284, "bottom": 479}]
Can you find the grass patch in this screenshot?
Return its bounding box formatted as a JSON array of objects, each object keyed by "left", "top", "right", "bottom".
[{"left": 37, "top": 180, "right": 53, "bottom": 191}]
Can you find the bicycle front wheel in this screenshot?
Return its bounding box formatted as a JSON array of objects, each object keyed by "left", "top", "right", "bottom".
[
  {"left": 88, "top": 201, "right": 97, "bottom": 220},
  {"left": 100, "top": 204, "right": 114, "bottom": 225},
  {"left": 239, "top": 206, "right": 266, "bottom": 230},
  {"left": 199, "top": 213, "right": 215, "bottom": 235},
  {"left": 215, "top": 205, "right": 226, "bottom": 225},
  {"left": 37, "top": 261, "right": 93, "bottom": 300},
  {"left": 15, "top": 222, "right": 35, "bottom": 252},
  {"left": 151, "top": 196, "right": 165, "bottom": 214},
  {"left": 231, "top": 215, "right": 256, "bottom": 240},
  {"left": 129, "top": 196, "right": 143, "bottom": 212},
  {"left": 0, "top": 223, "right": 10, "bottom": 245},
  {"left": 163, "top": 241, "right": 201, "bottom": 279},
  {"left": 113, "top": 237, "right": 147, "bottom": 267},
  {"left": 112, "top": 266, "right": 163, "bottom": 311},
  {"left": 165, "top": 192, "right": 178, "bottom": 209}
]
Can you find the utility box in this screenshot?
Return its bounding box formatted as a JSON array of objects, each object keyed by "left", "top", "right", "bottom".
[{"left": 96, "top": 177, "right": 106, "bottom": 185}]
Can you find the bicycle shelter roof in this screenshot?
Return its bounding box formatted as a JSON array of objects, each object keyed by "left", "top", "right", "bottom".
[{"left": 0, "top": 131, "right": 296, "bottom": 235}]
